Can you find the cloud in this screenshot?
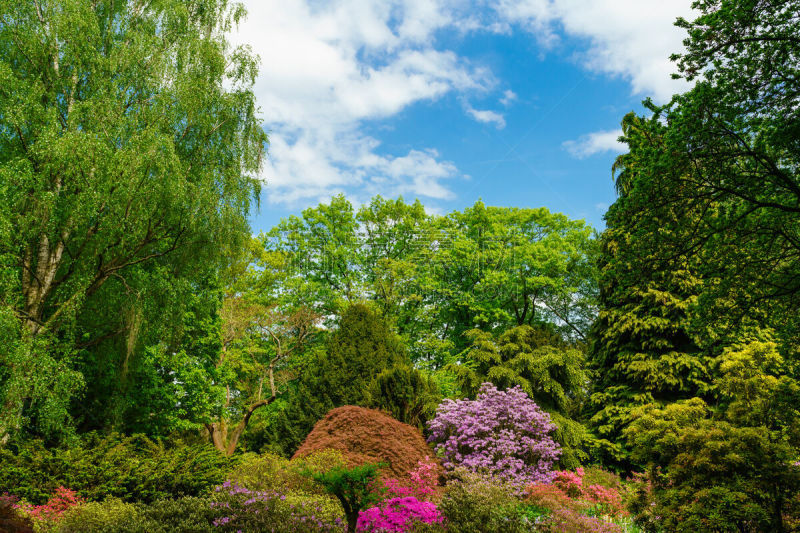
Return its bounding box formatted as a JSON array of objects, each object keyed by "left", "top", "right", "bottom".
[
  {"left": 499, "top": 89, "right": 517, "bottom": 106},
  {"left": 233, "top": 0, "right": 695, "bottom": 209},
  {"left": 562, "top": 129, "right": 625, "bottom": 158},
  {"left": 464, "top": 103, "right": 506, "bottom": 129},
  {"left": 491, "top": 0, "right": 696, "bottom": 102},
  {"left": 233, "top": 0, "right": 496, "bottom": 208}
]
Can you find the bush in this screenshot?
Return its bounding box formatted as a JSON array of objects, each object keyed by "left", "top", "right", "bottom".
[
  {"left": 57, "top": 496, "right": 218, "bottom": 533},
  {"left": 357, "top": 496, "right": 444, "bottom": 532},
  {"left": 14, "top": 486, "right": 84, "bottom": 531},
  {"left": 427, "top": 383, "right": 560, "bottom": 487},
  {"left": 0, "top": 493, "right": 34, "bottom": 533},
  {"left": 211, "top": 481, "right": 345, "bottom": 533},
  {"left": 0, "top": 433, "right": 236, "bottom": 504},
  {"left": 227, "top": 449, "right": 346, "bottom": 495},
  {"left": 435, "top": 471, "right": 534, "bottom": 533}
]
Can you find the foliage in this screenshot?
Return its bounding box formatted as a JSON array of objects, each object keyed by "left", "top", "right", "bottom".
[
  {"left": 211, "top": 480, "right": 344, "bottom": 533},
  {"left": 227, "top": 449, "right": 347, "bottom": 496},
  {"left": 14, "top": 486, "right": 84, "bottom": 531},
  {"left": 371, "top": 364, "right": 441, "bottom": 429},
  {"left": 1, "top": 493, "right": 34, "bottom": 533},
  {"left": 453, "top": 325, "right": 591, "bottom": 468},
  {"left": 381, "top": 457, "right": 440, "bottom": 502},
  {"left": 265, "top": 196, "right": 598, "bottom": 367},
  {"left": 626, "top": 339, "right": 800, "bottom": 532},
  {"left": 0, "top": 433, "right": 235, "bottom": 505},
  {"left": 56, "top": 496, "right": 218, "bottom": 533},
  {"left": 0, "top": 0, "right": 266, "bottom": 442},
  {"left": 267, "top": 304, "right": 410, "bottom": 456},
  {"left": 306, "top": 462, "right": 385, "bottom": 533},
  {"left": 435, "top": 471, "right": 534, "bottom": 533},
  {"left": 427, "top": 383, "right": 560, "bottom": 486}
]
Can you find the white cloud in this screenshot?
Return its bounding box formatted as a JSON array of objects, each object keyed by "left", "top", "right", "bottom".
[
  {"left": 233, "top": 0, "right": 695, "bottom": 209},
  {"left": 562, "top": 129, "right": 625, "bottom": 158},
  {"left": 464, "top": 103, "right": 506, "bottom": 129},
  {"left": 491, "top": 0, "right": 695, "bottom": 102},
  {"left": 499, "top": 89, "right": 517, "bottom": 106},
  {"left": 234, "top": 0, "right": 495, "bottom": 208}
]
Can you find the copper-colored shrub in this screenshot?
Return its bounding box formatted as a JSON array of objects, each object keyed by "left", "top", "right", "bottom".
[{"left": 292, "top": 405, "right": 442, "bottom": 481}]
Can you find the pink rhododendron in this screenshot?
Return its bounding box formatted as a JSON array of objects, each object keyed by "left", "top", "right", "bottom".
[{"left": 427, "top": 383, "right": 561, "bottom": 486}]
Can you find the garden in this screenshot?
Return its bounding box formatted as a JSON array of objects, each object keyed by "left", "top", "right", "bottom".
[{"left": 1, "top": 1, "right": 799, "bottom": 532}]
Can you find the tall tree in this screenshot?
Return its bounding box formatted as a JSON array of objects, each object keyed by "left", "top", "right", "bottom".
[
  {"left": 264, "top": 303, "right": 409, "bottom": 456},
  {"left": 0, "top": 0, "right": 266, "bottom": 441}
]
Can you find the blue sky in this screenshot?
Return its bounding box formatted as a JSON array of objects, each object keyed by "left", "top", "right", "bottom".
[{"left": 233, "top": 0, "right": 695, "bottom": 232}]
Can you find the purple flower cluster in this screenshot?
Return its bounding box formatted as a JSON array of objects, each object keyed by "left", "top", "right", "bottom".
[
  {"left": 427, "top": 382, "right": 561, "bottom": 486},
  {"left": 357, "top": 497, "right": 444, "bottom": 532}
]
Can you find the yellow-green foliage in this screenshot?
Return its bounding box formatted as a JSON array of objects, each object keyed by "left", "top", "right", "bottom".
[
  {"left": 225, "top": 449, "right": 347, "bottom": 527},
  {"left": 228, "top": 449, "right": 346, "bottom": 495},
  {"left": 57, "top": 499, "right": 138, "bottom": 533}
]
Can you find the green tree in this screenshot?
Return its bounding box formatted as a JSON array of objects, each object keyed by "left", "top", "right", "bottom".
[
  {"left": 305, "top": 462, "right": 384, "bottom": 533},
  {"left": 0, "top": 0, "right": 266, "bottom": 441},
  {"left": 452, "top": 325, "right": 590, "bottom": 468},
  {"left": 626, "top": 338, "right": 800, "bottom": 532},
  {"left": 265, "top": 303, "right": 409, "bottom": 456}
]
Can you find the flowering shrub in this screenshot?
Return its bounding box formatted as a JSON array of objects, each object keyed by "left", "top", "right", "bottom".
[
  {"left": 382, "top": 457, "right": 439, "bottom": 502},
  {"left": 13, "top": 487, "right": 84, "bottom": 531},
  {"left": 211, "top": 480, "right": 344, "bottom": 533},
  {"left": 525, "top": 467, "right": 630, "bottom": 533},
  {"left": 357, "top": 497, "right": 444, "bottom": 532},
  {"left": 427, "top": 383, "right": 561, "bottom": 486},
  {"left": 1, "top": 493, "right": 33, "bottom": 533}
]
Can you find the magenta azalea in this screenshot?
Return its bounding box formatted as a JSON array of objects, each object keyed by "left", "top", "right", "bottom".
[{"left": 357, "top": 496, "right": 444, "bottom": 532}]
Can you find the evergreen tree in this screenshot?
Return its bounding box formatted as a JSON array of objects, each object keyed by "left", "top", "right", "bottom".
[
  {"left": 263, "top": 303, "right": 410, "bottom": 455},
  {"left": 452, "top": 325, "right": 590, "bottom": 468},
  {"left": 587, "top": 116, "right": 713, "bottom": 468}
]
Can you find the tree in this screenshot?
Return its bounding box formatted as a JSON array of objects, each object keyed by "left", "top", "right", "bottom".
[
  {"left": 265, "top": 303, "right": 409, "bottom": 456},
  {"left": 586, "top": 177, "right": 711, "bottom": 467},
  {"left": 208, "top": 301, "right": 320, "bottom": 456},
  {"left": 264, "top": 197, "right": 598, "bottom": 369},
  {"left": 614, "top": 0, "right": 800, "bottom": 351},
  {"left": 0, "top": 0, "right": 266, "bottom": 441},
  {"left": 452, "top": 325, "right": 590, "bottom": 468},
  {"left": 626, "top": 338, "right": 800, "bottom": 532},
  {"left": 305, "top": 462, "right": 385, "bottom": 533}
]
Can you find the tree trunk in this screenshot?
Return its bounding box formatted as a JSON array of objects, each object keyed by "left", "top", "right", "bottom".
[{"left": 206, "top": 398, "right": 272, "bottom": 456}]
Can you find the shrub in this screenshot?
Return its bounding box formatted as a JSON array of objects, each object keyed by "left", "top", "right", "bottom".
[
  {"left": 435, "top": 470, "right": 534, "bottom": 533},
  {"left": 306, "top": 463, "right": 385, "bottom": 533},
  {"left": 57, "top": 499, "right": 139, "bottom": 533},
  {"left": 427, "top": 383, "right": 560, "bottom": 487},
  {"left": 357, "top": 496, "right": 444, "bottom": 532},
  {"left": 15, "top": 486, "right": 84, "bottom": 531},
  {"left": 382, "top": 457, "right": 440, "bottom": 502},
  {"left": 227, "top": 449, "right": 346, "bottom": 495},
  {"left": 211, "top": 481, "right": 344, "bottom": 533},
  {"left": 0, "top": 433, "right": 235, "bottom": 504},
  {"left": 56, "top": 496, "right": 218, "bottom": 533}
]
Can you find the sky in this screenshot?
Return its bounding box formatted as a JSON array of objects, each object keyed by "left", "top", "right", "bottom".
[{"left": 232, "top": 0, "right": 696, "bottom": 233}]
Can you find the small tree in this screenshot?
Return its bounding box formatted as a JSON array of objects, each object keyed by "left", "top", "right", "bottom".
[
  {"left": 306, "top": 462, "right": 384, "bottom": 533},
  {"left": 427, "top": 383, "right": 561, "bottom": 486}
]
